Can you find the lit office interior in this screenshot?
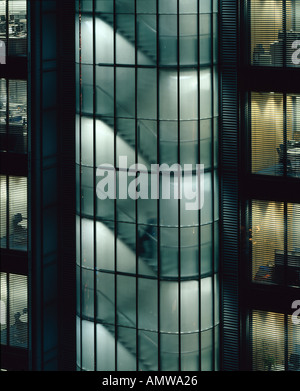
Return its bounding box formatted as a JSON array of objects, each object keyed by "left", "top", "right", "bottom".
[
  {"left": 249, "top": 199, "right": 300, "bottom": 288},
  {"left": 251, "top": 310, "right": 300, "bottom": 371},
  {"left": 0, "top": 272, "right": 28, "bottom": 349},
  {"left": 250, "top": 92, "right": 300, "bottom": 177},
  {"left": 250, "top": 0, "right": 300, "bottom": 67},
  {"left": 76, "top": 0, "right": 219, "bottom": 371},
  {"left": 0, "top": 175, "right": 28, "bottom": 251},
  {"left": 0, "top": 0, "right": 27, "bottom": 58},
  {"left": 0, "top": 78, "right": 27, "bottom": 154}
]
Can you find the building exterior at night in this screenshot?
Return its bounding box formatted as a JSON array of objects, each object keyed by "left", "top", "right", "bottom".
[{"left": 0, "top": 0, "right": 299, "bottom": 372}]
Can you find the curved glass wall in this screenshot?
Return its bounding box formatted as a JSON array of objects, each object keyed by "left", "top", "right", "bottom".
[{"left": 76, "top": 0, "right": 219, "bottom": 371}]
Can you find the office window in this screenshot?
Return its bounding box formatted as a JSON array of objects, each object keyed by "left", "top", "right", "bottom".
[
  {"left": 249, "top": 200, "right": 300, "bottom": 288},
  {"left": 0, "top": 272, "right": 28, "bottom": 349},
  {"left": 0, "top": 0, "right": 27, "bottom": 58},
  {"left": 252, "top": 310, "right": 300, "bottom": 371},
  {"left": 249, "top": 0, "right": 300, "bottom": 67},
  {"left": 0, "top": 78, "right": 27, "bottom": 154},
  {"left": 250, "top": 92, "right": 300, "bottom": 178},
  {"left": 0, "top": 175, "right": 27, "bottom": 251}
]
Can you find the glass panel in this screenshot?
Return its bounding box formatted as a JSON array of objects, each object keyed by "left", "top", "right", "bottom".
[
  {"left": 116, "top": 67, "right": 135, "bottom": 118},
  {"left": 0, "top": 79, "right": 7, "bottom": 152},
  {"left": 160, "top": 281, "right": 178, "bottom": 333},
  {"left": 159, "top": 121, "right": 178, "bottom": 165},
  {"left": 117, "top": 326, "right": 136, "bottom": 371},
  {"left": 8, "top": 0, "right": 27, "bottom": 57},
  {"left": 137, "top": 0, "right": 156, "bottom": 14},
  {"left": 81, "top": 267, "right": 94, "bottom": 319},
  {"left": 180, "top": 121, "right": 198, "bottom": 166},
  {"left": 180, "top": 70, "right": 198, "bottom": 120},
  {"left": 159, "top": 15, "right": 178, "bottom": 66},
  {"left": 0, "top": 175, "right": 7, "bottom": 248},
  {"left": 0, "top": 273, "right": 7, "bottom": 345},
  {"left": 96, "top": 66, "right": 114, "bottom": 117},
  {"left": 8, "top": 79, "right": 27, "bottom": 154},
  {"left": 201, "top": 223, "right": 213, "bottom": 276},
  {"left": 81, "top": 15, "right": 93, "bottom": 65},
  {"left": 81, "top": 218, "right": 94, "bottom": 269},
  {"left": 252, "top": 310, "right": 285, "bottom": 371},
  {"left": 181, "top": 333, "right": 199, "bottom": 371},
  {"left": 96, "top": 0, "right": 114, "bottom": 13},
  {"left": 9, "top": 176, "right": 27, "bottom": 251},
  {"left": 81, "top": 166, "right": 94, "bottom": 216},
  {"left": 200, "top": 68, "right": 212, "bottom": 119},
  {"left": 287, "top": 94, "right": 300, "bottom": 178},
  {"left": 201, "top": 277, "right": 213, "bottom": 330},
  {"left": 287, "top": 203, "right": 300, "bottom": 288},
  {"left": 81, "top": 319, "right": 94, "bottom": 371},
  {"left": 138, "top": 278, "right": 157, "bottom": 331},
  {"left": 180, "top": 227, "right": 199, "bottom": 277},
  {"left": 137, "top": 68, "right": 157, "bottom": 120},
  {"left": 116, "top": 222, "right": 136, "bottom": 274},
  {"left": 9, "top": 274, "right": 28, "bottom": 349},
  {"left": 138, "top": 222, "right": 158, "bottom": 277},
  {"left": 81, "top": 64, "right": 94, "bottom": 115},
  {"left": 251, "top": 200, "right": 284, "bottom": 285},
  {"left": 96, "top": 15, "right": 114, "bottom": 64},
  {"left": 251, "top": 92, "right": 284, "bottom": 176},
  {"left": 96, "top": 323, "right": 115, "bottom": 370},
  {"left": 96, "top": 118, "right": 115, "bottom": 166},
  {"left": 160, "top": 227, "right": 178, "bottom": 278},
  {"left": 117, "top": 275, "right": 136, "bottom": 327},
  {"left": 201, "top": 328, "right": 213, "bottom": 370},
  {"left": 137, "top": 14, "right": 157, "bottom": 65},
  {"left": 160, "top": 333, "right": 179, "bottom": 371},
  {"left": 116, "top": 15, "right": 135, "bottom": 65},
  {"left": 96, "top": 221, "right": 115, "bottom": 271},
  {"left": 181, "top": 281, "right": 199, "bottom": 332},
  {"left": 138, "top": 330, "right": 158, "bottom": 371},
  {"left": 96, "top": 272, "right": 115, "bottom": 325},
  {"left": 288, "top": 313, "right": 300, "bottom": 371},
  {"left": 180, "top": 15, "right": 197, "bottom": 66},
  {"left": 81, "top": 116, "right": 94, "bottom": 167}
]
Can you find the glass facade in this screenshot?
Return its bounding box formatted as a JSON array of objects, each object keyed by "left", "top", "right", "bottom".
[
  {"left": 249, "top": 0, "right": 300, "bottom": 67},
  {"left": 250, "top": 92, "right": 300, "bottom": 177},
  {"left": 76, "top": 0, "right": 219, "bottom": 371}
]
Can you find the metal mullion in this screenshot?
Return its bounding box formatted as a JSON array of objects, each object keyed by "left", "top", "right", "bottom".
[
  {"left": 283, "top": 93, "right": 288, "bottom": 178},
  {"left": 6, "top": 272, "right": 10, "bottom": 345},
  {"left": 113, "top": 0, "right": 118, "bottom": 372},
  {"left": 284, "top": 201, "right": 288, "bottom": 288},
  {"left": 197, "top": 0, "right": 202, "bottom": 372},
  {"left": 78, "top": 0, "right": 83, "bottom": 371},
  {"left": 156, "top": 0, "right": 161, "bottom": 372},
  {"left": 284, "top": 313, "right": 288, "bottom": 371},
  {"left": 134, "top": 0, "right": 139, "bottom": 372},
  {"left": 210, "top": 0, "right": 216, "bottom": 371},
  {"left": 177, "top": 0, "right": 181, "bottom": 371},
  {"left": 92, "top": 0, "right": 97, "bottom": 372}
]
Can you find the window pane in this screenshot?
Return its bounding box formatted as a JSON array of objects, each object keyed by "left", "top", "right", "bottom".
[
  {"left": 9, "top": 176, "right": 27, "bottom": 251},
  {"left": 9, "top": 273, "right": 28, "bottom": 349},
  {"left": 0, "top": 175, "right": 7, "bottom": 249},
  {"left": 8, "top": 0, "right": 27, "bottom": 57},
  {"left": 0, "top": 273, "right": 7, "bottom": 345}
]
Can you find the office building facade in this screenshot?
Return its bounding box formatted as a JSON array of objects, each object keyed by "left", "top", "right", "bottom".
[{"left": 0, "top": 0, "right": 299, "bottom": 372}]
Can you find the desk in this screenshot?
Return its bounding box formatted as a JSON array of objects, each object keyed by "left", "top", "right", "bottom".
[{"left": 288, "top": 148, "right": 300, "bottom": 172}]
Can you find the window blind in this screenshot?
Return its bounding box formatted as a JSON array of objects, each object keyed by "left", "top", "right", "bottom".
[
  {"left": 251, "top": 92, "right": 300, "bottom": 178},
  {"left": 249, "top": 0, "right": 300, "bottom": 67}
]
